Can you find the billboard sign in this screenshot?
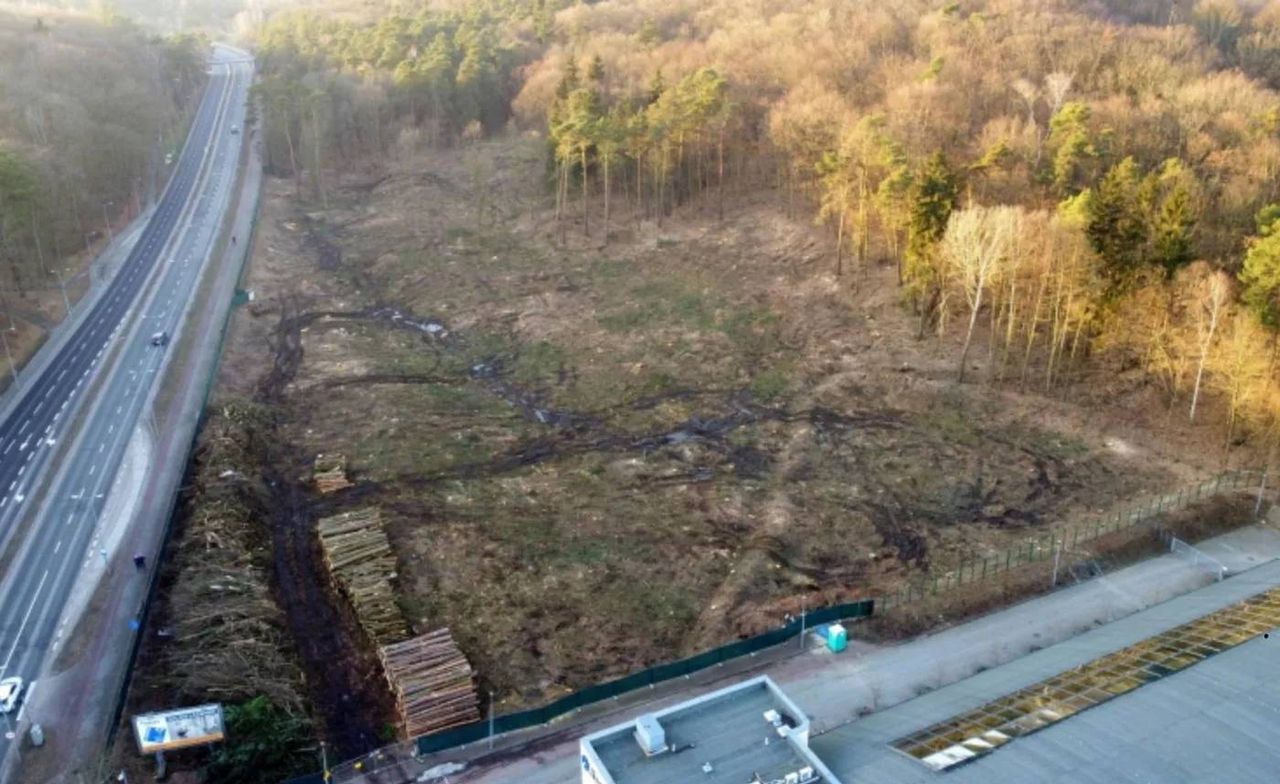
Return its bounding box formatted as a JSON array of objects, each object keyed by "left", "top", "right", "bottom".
[{"left": 132, "top": 704, "right": 225, "bottom": 753}]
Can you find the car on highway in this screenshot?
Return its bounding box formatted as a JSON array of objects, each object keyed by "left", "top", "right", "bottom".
[
  {"left": 230, "top": 125, "right": 239, "bottom": 134},
  {"left": 149, "top": 331, "right": 170, "bottom": 347},
  {"left": 0, "top": 677, "right": 22, "bottom": 714}
]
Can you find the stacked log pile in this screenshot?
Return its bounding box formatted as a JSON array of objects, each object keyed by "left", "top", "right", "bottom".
[
  {"left": 313, "top": 453, "right": 352, "bottom": 494},
  {"left": 316, "top": 508, "right": 408, "bottom": 644},
  {"left": 379, "top": 629, "right": 480, "bottom": 737}
]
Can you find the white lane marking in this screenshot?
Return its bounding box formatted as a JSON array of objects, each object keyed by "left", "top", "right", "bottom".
[
  {"left": 18, "top": 419, "right": 28, "bottom": 434},
  {"left": 54, "top": 540, "right": 62, "bottom": 554},
  {"left": 2, "top": 442, "right": 10, "bottom": 455},
  {"left": 0, "top": 569, "right": 49, "bottom": 672},
  {"left": 89, "top": 464, "right": 97, "bottom": 476}
]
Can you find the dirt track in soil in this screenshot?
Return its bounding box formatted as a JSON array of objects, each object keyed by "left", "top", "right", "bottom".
[
  {"left": 203, "top": 135, "right": 1234, "bottom": 713},
  {"left": 255, "top": 299, "right": 390, "bottom": 756}
]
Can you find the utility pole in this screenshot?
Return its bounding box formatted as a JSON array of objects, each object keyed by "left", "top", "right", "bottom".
[
  {"left": 320, "top": 740, "right": 330, "bottom": 782},
  {"left": 488, "top": 691, "right": 495, "bottom": 750},
  {"left": 1051, "top": 534, "right": 1062, "bottom": 588},
  {"left": 102, "top": 201, "right": 114, "bottom": 243},
  {"left": 0, "top": 328, "right": 16, "bottom": 386},
  {"left": 49, "top": 268, "right": 70, "bottom": 318},
  {"left": 1256, "top": 448, "right": 1274, "bottom": 521},
  {"left": 799, "top": 596, "right": 806, "bottom": 651}
]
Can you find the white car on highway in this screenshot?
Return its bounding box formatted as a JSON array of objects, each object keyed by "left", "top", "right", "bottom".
[{"left": 0, "top": 677, "right": 22, "bottom": 714}]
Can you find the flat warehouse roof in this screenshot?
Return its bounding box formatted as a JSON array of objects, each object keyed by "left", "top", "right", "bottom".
[
  {"left": 892, "top": 585, "right": 1280, "bottom": 771},
  {"left": 809, "top": 564, "right": 1280, "bottom": 783},
  {"left": 583, "top": 676, "right": 835, "bottom": 784}
]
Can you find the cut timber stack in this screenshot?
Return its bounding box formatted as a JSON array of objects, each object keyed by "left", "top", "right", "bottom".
[
  {"left": 379, "top": 629, "right": 480, "bottom": 738},
  {"left": 316, "top": 507, "right": 408, "bottom": 645},
  {"left": 313, "top": 453, "right": 352, "bottom": 494}
]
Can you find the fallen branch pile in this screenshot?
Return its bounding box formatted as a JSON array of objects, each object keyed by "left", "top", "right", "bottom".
[
  {"left": 312, "top": 453, "right": 352, "bottom": 494},
  {"left": 379, "top": 629, "right": 480, "bottom": 737},
  {"left": 163, "top": 401, "right": 308, "bottom": 713},
  {"left": 316, "top": 507, "right": 409, "bottom": 644}
]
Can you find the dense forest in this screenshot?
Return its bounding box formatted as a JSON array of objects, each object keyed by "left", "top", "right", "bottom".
[
  {"left": 0, "top": 6, "right": 205, "bottom": 299},
  {"left": 253, "top": 0, "right": 1280, "bottom": 442}
]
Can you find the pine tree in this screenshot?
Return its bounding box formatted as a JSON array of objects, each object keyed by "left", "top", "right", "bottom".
[
  {"left": 1087, "top": 157, "right": 1148, "bottom": 296},
  {"left": 1241, "top": 231, "right": 1280, "bottom": 332},
  {"left": 1047, "top": 101, "right": 1093, "bottom": 195},
  {"left": 904, "top": 151, "right": 959, "bottom": 333},
  {"left": 587, "top": 54, "right": 605, "bottom": 85},
  {"left": 646, "top": 69, "right": 665, "bottom": 106},
  {"left": 1152, "top": 183, "right": 1196, "bottom": 277},
  {"left": 637, "top": 17, "right": 660, "bottom": 47},
  {"left": 555, "top": 55, "right": 580, "bottom": 101}
]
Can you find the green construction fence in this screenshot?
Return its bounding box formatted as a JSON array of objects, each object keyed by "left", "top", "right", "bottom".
[{"left": 414, "top": 598, "right": 874, "bottom": 756}]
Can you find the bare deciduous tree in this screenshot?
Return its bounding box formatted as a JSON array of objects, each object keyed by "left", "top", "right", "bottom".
[
  {"left": 1179, "top": 261, "right": 1234, "bottom": 422},
  {"left": 942, "top": 206, "right": 1020, "bottom": 383}
]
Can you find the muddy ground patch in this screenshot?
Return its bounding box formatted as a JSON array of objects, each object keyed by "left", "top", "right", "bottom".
[{"left": 210, "top": 135, "right": 1199, "bottom": 713}]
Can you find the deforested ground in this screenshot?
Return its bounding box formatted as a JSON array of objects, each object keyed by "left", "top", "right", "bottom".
[{"left": 187, "top": 133, "right": 1240, "bottom": 725}]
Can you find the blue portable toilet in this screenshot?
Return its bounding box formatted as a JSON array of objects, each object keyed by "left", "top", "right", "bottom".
[{"left": 826, "top": 623, "right": 848, "bottom": 653}]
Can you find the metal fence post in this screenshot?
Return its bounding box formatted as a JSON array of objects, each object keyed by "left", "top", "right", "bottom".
[{"left": 1256, "top": 468, "right": 1269, "bottom": 519}]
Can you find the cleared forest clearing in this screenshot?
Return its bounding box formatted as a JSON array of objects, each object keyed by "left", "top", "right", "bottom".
[{"left": 198, "top": 133, "right": 1240, "bottom": 713}]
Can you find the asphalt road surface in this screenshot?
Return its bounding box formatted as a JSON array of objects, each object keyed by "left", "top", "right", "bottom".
[{"left": 0, "top": 48, "right": 251, "bottom": 772}]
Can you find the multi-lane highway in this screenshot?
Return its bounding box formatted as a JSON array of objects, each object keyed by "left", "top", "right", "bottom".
[{"left": 0, "top": 47, "right": 252, "bottom": 776}]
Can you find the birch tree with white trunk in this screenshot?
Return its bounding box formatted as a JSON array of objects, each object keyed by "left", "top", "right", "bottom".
[
  {"left": 1180, "top": 261, "right": 1233, "bottom": 422},
  {"left": 941, "top": 205, "right": 1020, "bottom": 383}
]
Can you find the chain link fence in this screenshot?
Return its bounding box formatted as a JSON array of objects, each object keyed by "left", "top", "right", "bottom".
[{"left": 876, "top": 469, "right": 1266, "bottom": 614}]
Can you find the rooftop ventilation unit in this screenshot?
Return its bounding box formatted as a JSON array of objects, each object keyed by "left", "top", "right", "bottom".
[{"left": 634, "top": 714, "right": 666, "bottom": 756}]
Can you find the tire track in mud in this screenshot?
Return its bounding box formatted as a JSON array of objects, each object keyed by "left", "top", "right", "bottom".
[
  {"left": 254, "top": 299, "right": 389, "bottom": 757},
  {"left": 258, "top": 299, "right": 1080, "bottom": 707}
]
